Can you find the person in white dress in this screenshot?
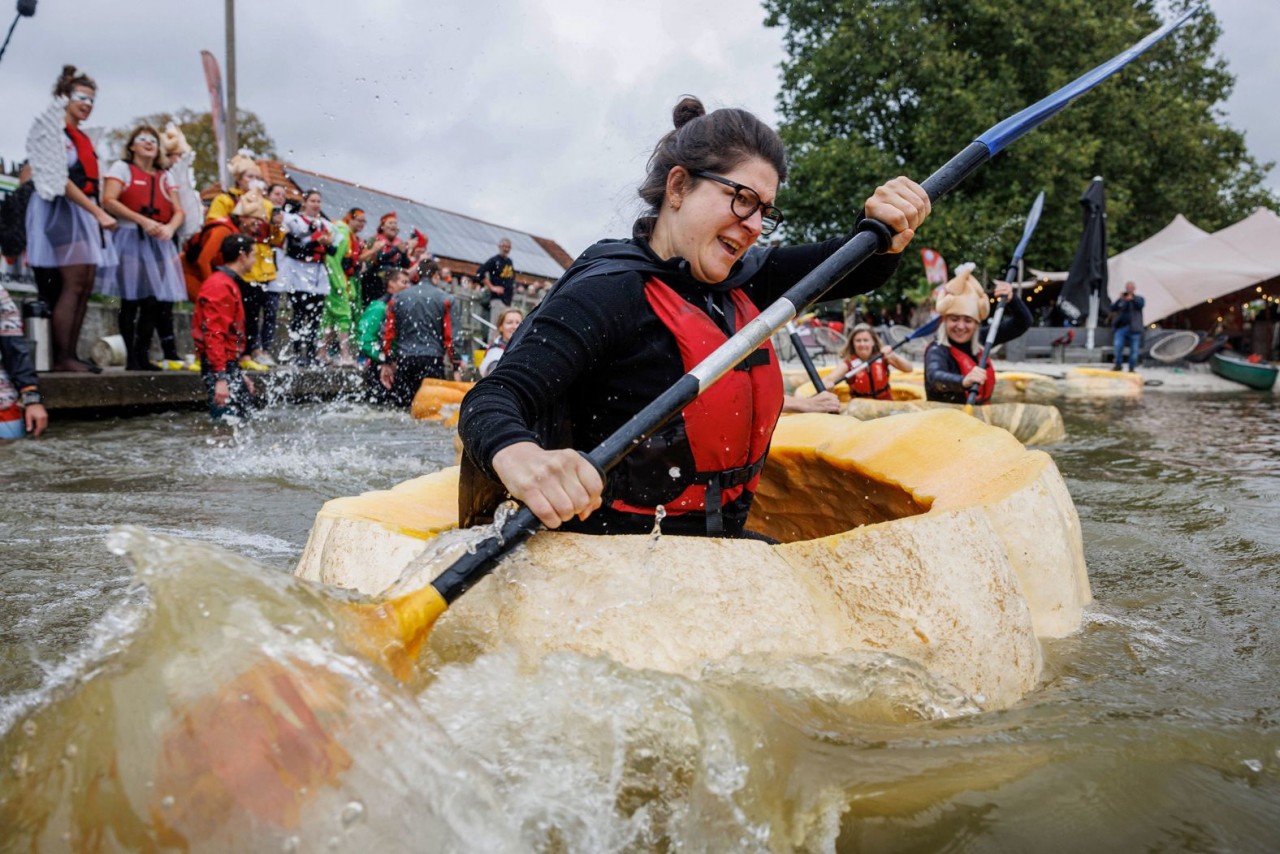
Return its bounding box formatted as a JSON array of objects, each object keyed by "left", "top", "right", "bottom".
[{"left": 274, "top": 190, "right": 333, "bottom": 366}]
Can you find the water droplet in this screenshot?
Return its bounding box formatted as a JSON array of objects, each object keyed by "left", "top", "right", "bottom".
[
  {"left": 161, "top": 795, "right": 175, "bottom": 808},
  {"left": 1243, "top": 758, "right": 1263, "bottom": 773},
  {"left": 281, "top": 836, "right": 301, "bottom": 853},
  {"left": 340, "top": 800, "right": 365, "bottom": 826},
  {"left": 21, "top": 720, "right": 36, "bottom": 738}
]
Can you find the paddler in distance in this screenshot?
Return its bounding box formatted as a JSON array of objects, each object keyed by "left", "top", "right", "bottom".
[
  {"left": 459, "top": 96, "right": 930, "bottom": 537},
  {"left": 824, "top": 322, "right": 913, "bottom": 399},
  {"left": 923, "top": 263, "right": 1032, "bottom": 404}
]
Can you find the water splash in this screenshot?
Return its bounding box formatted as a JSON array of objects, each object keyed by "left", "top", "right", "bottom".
[{"left": 650, "top": 505, "right": 667, "bottom": 539}]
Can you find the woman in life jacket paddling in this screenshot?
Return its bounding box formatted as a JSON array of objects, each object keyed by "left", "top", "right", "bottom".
[
  {"left": 458, "top": 97, "right": 930, "bottom": 537},
  {"left": 824, "top": 322, "right": 912, "bottom": 400},
  {"left": 923, "top": 264, "right": 1031, "bottom": 404},
  {"left": 100, "top": 125, "right": 187, "bottom": 371}
]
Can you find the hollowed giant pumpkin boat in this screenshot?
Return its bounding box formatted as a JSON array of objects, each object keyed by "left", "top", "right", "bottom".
[{"left": 297, "top": 409, "right": 1090, "bottom": 711}]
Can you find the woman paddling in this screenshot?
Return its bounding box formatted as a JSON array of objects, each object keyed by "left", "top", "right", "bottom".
[
  {"left": 923, "top": 264, "right": 1031, "bottom": 404},
  {"left": 824, "top": 322, "right": 912, "bottom": 400},
  {"left": 459, "top": 97, "right": 929, "bottom": 537}
]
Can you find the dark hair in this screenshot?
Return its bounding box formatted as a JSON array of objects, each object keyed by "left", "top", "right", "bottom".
[
  {"left": 121, "top": 125, "right": 167, "bottom": 168},
  {"left": 633, "top": 96, "right": 787, "bottom": 239},
  {"left": 266, "top": 183, "right": 287, "bottom": 197},
  {"left": 54, "top": 64, "right": 96, "bottom": 97},
  {"left": 384, "top": 267, "right": 410, "bottom": 284},
  {"left": 220, "top": 233, "right": 255, "bottom": 262},
  {"left": 302, "top": 189, "right": 321, "bottom": 202}
]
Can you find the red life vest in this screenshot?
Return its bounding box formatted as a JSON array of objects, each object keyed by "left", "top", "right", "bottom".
[
  {"left": 117, "top": 163, "right": 174, "bottom": 224},
  {"left": 64, "top": 125, "right": 99, "bottom": 199},
  {"left": 847, "top": 358, "right": 893, "bottom": 399},
  {"left": 947, "top": 343, "right": 997, "bottom": 404},
  {"left": 608, "top": 277, "right": 784, "bottom": 533}
]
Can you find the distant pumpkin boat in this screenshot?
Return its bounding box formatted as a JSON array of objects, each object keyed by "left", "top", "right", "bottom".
[{"left": 296, "top": 410, "right": 1091, "bottom": 711}]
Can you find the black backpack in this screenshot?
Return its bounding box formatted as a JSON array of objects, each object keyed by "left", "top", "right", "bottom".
[{"left": 0, "top": 181, "right": 34, "bottom": 258}]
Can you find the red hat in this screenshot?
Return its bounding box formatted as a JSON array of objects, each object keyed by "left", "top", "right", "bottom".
[{"left": 411, "top": 228, "right": 428, "bottom": 249}]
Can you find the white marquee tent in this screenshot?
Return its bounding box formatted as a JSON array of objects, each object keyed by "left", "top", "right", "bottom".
[{"left": 1106, "top": 207, "right": 1280, "bottom": 324}]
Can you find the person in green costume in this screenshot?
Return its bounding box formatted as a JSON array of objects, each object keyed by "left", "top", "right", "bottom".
[
  {"left": 354, "top": 266, "right": 409, "bottom": 403},
  {"left": 320, "top": 210, "right": 359, "bottom": 365}
]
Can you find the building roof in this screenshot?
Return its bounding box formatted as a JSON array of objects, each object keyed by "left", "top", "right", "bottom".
[{"left": 285, "top": 165, "right": 570, "bottom": 280}]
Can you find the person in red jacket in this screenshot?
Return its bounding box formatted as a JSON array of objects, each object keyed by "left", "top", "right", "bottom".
[{"left": 193, "top": 234, "right": 257, "bottom": 420}]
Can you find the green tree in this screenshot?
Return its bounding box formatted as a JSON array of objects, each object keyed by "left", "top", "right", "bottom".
[
  {"left": 107, "top": 108, "right": 277, "bottom": 190},
  {"left": 763, "top": 0, "right": 1277, "bottom": 304}
]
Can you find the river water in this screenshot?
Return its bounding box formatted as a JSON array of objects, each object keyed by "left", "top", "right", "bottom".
[{"left": 1, "top": 393, "right": 1277, "bottom": 850}]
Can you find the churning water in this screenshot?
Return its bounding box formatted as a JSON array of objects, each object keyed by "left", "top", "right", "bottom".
[{"left": 1, "top": 394, "right": 1277, "bottom": 850}]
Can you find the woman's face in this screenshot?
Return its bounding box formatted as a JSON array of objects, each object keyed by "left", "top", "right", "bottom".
[
  {"left": 237, "top": 169, "right": 263, "bottom": 192},
  {"left": 499, "top": 312, "right": 523, "bottom": 340},
  {"left": 302, "top": 193, "right": 322, "bottom": 217},
  {"left": 944, "top": 313, "right": 978, "bottom": 345},
  {"left": 268, "top": 186, "right": 288, "bottom": 208},
  {"left": 852, "top": 330, "right": 875, "bottom": 359},
  {"left": 66, "top": 85, "right": 95, "bottom": 124},
  {"left": 664, "top": 156, "right": 779, "bottom": 284},
  {"left": 129, "top": 130, "right": 158, "bottom": 163}
]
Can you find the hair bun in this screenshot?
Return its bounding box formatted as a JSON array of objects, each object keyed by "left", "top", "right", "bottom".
[{"left": 672, "top": 96, "right": 705, "bottom": 130}]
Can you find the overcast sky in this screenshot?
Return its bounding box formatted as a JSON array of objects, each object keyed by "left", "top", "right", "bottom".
[{"left": 1, "top": 0, "right": 1275, "bottom": 260}]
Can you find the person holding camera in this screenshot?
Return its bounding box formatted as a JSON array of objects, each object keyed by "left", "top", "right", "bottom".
[
  {"left": 1110, "top": 280, "right": 1145, "bottom": 372},
  {"left": 100, "top": 124, "right": 187, "bottom": 371}
]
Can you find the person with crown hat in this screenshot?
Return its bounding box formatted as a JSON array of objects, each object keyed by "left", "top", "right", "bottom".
[
  {"left": 356, "top": 212, "right": 411, "bottom": 307},
  {"left": 923, "top": 263, "right": 1032, "bottom": 404}
]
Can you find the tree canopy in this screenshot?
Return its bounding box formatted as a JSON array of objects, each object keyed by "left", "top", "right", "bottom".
[
  {"left": 762, "top": 0, "right": 1277, "bottom": 305},
  {"left": 107, "top": 108, "right": 277, "bottom": 191}
]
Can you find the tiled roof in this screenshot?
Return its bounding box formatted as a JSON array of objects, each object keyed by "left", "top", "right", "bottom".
[{"left": 285, "top": 164, "right": 571, "bottom": 281}]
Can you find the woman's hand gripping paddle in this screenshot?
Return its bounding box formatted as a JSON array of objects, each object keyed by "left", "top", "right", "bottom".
[
  {"left": 965, "top": 191, "right": 1045, "bottom": 413},
  {"left": 350, "top": 8, "right": 1203, "bottom": 677}
]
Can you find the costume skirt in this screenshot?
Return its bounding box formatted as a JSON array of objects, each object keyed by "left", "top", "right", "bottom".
[
  {"left": 24, "top": 194, "right": 119, "bottom": 269},
  {"left": 273, "top": 256, "right": 329, "bottom": 295},
  {"left": 97, "top": 223, "right": 186, "bottom": 301}
]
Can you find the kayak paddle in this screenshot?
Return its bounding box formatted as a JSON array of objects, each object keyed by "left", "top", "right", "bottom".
[
  {"left": 352, "top": 7, "right": 1204, "bottom": 673},
  {"left": 786, "top": 320, "right": 827, "bottom": 391},
  {"left": 965, "top": 191, "right": 1046, "bottom": 411}
]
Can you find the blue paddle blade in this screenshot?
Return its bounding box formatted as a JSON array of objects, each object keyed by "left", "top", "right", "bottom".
[
  {"left": 1012, "top": 191, "right": 1045, "bottom": 261},
  {"left": 977, "top": 6, "right": 1203, "bottom": 155}
]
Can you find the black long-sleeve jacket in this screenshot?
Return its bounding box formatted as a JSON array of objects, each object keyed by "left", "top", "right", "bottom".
[
  {"left": 924, "top": 297, "right": 1033, "bottom": 404},
  {"left": 458, "top": 234, "right": 901, "bottom": 534}
]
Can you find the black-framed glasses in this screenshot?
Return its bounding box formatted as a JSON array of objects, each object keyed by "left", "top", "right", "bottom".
[{"left": 689, "top": 169, "right": 783, "bottom": 235}]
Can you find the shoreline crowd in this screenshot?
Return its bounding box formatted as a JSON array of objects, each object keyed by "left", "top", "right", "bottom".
[{"left": 1, "top": 64, "right": 534, "bottom": 425}]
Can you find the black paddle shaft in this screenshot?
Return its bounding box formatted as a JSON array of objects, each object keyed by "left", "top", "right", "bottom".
[{"left": 429, "top": 143, "right": 989, "bottom": 604}]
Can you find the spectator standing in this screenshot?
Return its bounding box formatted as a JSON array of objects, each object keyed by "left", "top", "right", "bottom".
[
  {"left": 479, "top": 307, "right": 523, "bottom": 378},
  {"left": 320, "top": 208, "right": 359, "bottom": 365},
  {"left": 206, "top": 153, "right": 268, "bottom": 221},
  {"left": 256, "top": 189, "right": 289, "bottom": 363},
  {"left": 0, "top": 284, "right": 48, "bottom": 439},
  {"left": 193, "top": 234, "right": 257, "bottom": 420},
  {"left": 379, "top": 271, "right": 463, "bottom": 407},
  {"left": 100, "top": 125, "right": 186, "bottom": 371},
  {"left": 24, "top": 65, "right": 118, "bottom": 373},
  {"left": 354, "top": 267, "right": 409, "bottom": 403},
  {"left": 1110, "top": 280, "right": 1145, "bottom": 372},
  {"left": 478, "top": 237, "right": 515, "bottom": 325},
  {"left": 357, "top": 212, "right": 410, "bottom": 306},
  {"left": 276, "top": 190, "right": 333, "bottom": 367},
  {"left": 182, "top": 190, "right": 267, "bottom": 301}
]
